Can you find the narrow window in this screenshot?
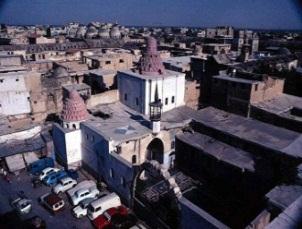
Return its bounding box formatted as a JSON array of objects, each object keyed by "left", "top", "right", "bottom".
[
  {"left": 124, "top": 93, "right": 127, "bottom": 101},
  {"left": 255, "top": 84, "right": 258, "bottom": 91},
  {"left": 165, "top": 98, "right": 168, "bottom": 105},
  {"left": 171, "top": 141, "right": 175, "bottom": 149},
  {"left": 132, "top": 155, "right": 137, "bottom": 164},
  {"left": 109, "top": 168, "right": 114, "bottom": 178},
  {"left": 136, "top": 98, "right": 139, "bottom": 106},
  {"left": 121, "top": 177, "right": 126, "bottom": 188},
  {"left": 171, "top": 96, "right": 175, "bottom": 104}
]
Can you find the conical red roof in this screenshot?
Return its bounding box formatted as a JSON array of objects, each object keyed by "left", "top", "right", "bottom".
[
  {"left": 139, "top": 37, "right": 165, "bottom": 75},
  {"left": 61, "top": 90, "right": 88, "bottom": 122}
]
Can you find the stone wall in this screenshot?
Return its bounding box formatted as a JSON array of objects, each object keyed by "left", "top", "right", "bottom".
[
  {"left": 250, "top": 77, "right": 284, "bottom": 103},
  {"left": 86, "top": 90, "right": 119, "bottom": 108},
  {"left": 185, "top": 80, "right": 201, "bottom": 110}
]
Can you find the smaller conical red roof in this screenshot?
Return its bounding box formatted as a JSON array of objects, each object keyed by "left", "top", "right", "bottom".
[{"left": 61, "top": 90, "right": 88, "bottom": 122}]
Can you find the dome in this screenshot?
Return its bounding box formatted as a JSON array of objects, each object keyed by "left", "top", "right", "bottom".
[
  {"left": 86, "top": 26, "right": 98, "bottom": 38},
  {"left": 61, "top": 90, "right": 88, "bottom": 122},
  {"left": 98, "top": 27, "right": 110, "bottom": 38},
  {"left": 139, "top": 37, "right": 165, "bottom": 75},
  {"left": 110, "top": 26, "right": 121, "bottom": 38},
  {"left": 76, "top": 26, "right": 86, "bottom": 38},
  {"left": 53, "top": 66, "right": 69, "bottom": 78}
]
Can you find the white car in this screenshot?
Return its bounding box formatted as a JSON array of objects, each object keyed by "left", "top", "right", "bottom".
[
  {"left": 11, "top": 197, "right": 32, "bottom": 215},
  {"left": 87, "top": 192, "right": 121, "bottom": 220},
  {"left": 72, "top": 197, "right": 97, "bottom": 218},
  {"left": 67, "top": 180, "right": 100, "bottom": 206},
  {"left": 53, "top": 177, "right": 77, "bottom": 194},
  {"left": 72, "top": 191, "right": 109, "bottom": 218},
  {"left": 39, "top": 167, "right": 60, "bottom": 181}
]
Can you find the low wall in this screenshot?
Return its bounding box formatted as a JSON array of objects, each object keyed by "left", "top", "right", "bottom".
[{"left": 87, "top": 90, "right": 119, "bottom": 108}]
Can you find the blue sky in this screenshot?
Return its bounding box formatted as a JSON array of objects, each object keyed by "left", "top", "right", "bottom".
[{"left": 0, "top": 0, "right": 301, "bottom": 29}]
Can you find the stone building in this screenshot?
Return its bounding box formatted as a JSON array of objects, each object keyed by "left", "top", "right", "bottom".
[
  {"left": 52, "top": 37, "right": 189, "bottom": 208},
  {"left": 205, "top": 26, "right": 234, "bottom": 38},
  {"left": 202, "top": 43, "right": 232, "bottom": 55},
  {"left": 53, "top": 90, "right": 89, "bottom": 168},
  {"left": 84, "top": 52, "right": 133, "bottom": 71},
  {"left": 211, "top": 71, "right": 284, "bottom": 116},
  {"left": 250, "top": 93, "right": 302, "bottom": 133},
  {"left": 118, "top": 37, "right": 185, "bottom": 115},
  {"left": 174, "top": 106, "right": 302, "bottom": 228},
  {"left": 0, "top": 66, "right": 47, "bottom": 124},
  {"left": 233, "top": 30, "right": 259, "bottom": 54}
]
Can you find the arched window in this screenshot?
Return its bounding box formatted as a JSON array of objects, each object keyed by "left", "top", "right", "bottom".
[{"left": 72, "top": 124, "right": 77, "bottom": 130}]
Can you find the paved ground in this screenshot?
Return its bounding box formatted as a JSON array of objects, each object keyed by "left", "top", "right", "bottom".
[{"left": 0, "top": 168, "right": 94, "bottom": 229}]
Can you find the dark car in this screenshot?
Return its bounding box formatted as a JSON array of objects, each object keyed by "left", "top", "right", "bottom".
[
  {"left": 23, "top": 216, "right": 46, "bottom": 229},
  {"left": 93, "top": 206, "right": 137, "bottom": 229},
  {"left": 28, "top": 157, "right": 54, "bottom": 175},
  {"left": 32, "top": 176, "right": 43, "bottom": 188}
]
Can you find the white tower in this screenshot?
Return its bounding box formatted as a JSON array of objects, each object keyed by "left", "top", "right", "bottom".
[{"left": 149, "top": 85, "right": 162, "bottom": 134}]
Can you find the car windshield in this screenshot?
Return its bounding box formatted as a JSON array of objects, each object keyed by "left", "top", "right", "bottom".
[
  {"left": 87, "top": 205, "right": 94, "bottom": 212},
  {"left": 20, "top": 202, "right": 30, "bottom": 208}
]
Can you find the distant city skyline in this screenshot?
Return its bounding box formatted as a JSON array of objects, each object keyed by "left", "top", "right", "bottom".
[{"left": 0, "top": 0, "right": 301, "bottom": 30}]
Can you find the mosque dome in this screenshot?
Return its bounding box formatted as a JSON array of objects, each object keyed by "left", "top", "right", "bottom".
[
  {"left": 76, "top": 26, "right": 87, "bottom": 38},
  {"left": 86, "top": 25, "right": 98, "bottom": 38},
  {"left": 98, "top": 26, "right": 110, "bottom": 38},
  {"left": 139, "top": 37, "right": 166, "bottom": 75},
  {"left": 110, "top": 26, "right": 121, "bottom": 39},
  {"left": 53, "top": 66, "right": 69, "bottom": 78},
  {"left": 61, "top": 90, "right": 88, "bottom": 122}
]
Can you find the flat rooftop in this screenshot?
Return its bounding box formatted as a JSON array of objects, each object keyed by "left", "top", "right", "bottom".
[
  {"left": 119, "top": 69, "right": 184, "bottom": 80},
  {"left": 266, "top": 195, "right": 302, "bottom": 229},
  {"left": 88, "top": 69, "right": 116, "bottom": 76},
  {"left": 63, "top": 83, "right": 91, "bottom": 91},
  {"left": 82, "top": 103, "right": 192, "bottom": 143},
  {"left": 266, "top": 185, "right": 302, "bottom": 211},
  {"left": 177, "top": 132, "right": 255, "bottom": 172},
  {"left": 0, "top": 135, "right": 45, "bottom": 157},
  {"left": 191, "top": 107, "right": 302, "bottom": 159},
  {"left": 213, "top": 74, "right": 259, "bottom": 84},
  {"left": 83, "top": 102, "right": 151, "bottom": 143},
  {"left": 252, "top": 94, "right": 302, "bottom": 122}
]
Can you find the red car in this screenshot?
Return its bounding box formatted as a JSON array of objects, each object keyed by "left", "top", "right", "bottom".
[{"left": 93, "top": 206, "right": 137, "bottom": 229}]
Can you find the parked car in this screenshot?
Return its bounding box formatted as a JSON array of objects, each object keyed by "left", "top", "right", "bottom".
[
  {"left": 10, "top": 197, "right": 32, "bottom": 215},
  {"left": 72, "top": 191, "right": 109, "bottom": 218},
  {"left": 28, "top": 157, "right": 54, "bottom": 175},
  {"left": 87, "top": 192, "right": 121, "bottom": 220},
  {"left": 23, "top": 215, "right": 46, "bottom": 229},
  {"left": 72, "top": 197, "right": 97, "bottom": 218},
  {"left": 43, "top": 170, "right": 68, "bottom": 186},
  {"left": 32, "top": 176, "right": 43, "bottom": 188},
  {"left": 67, "top": 180, "right": 100, "bottom": 206},
  {"left": 39, "top": 192, "right": 65, "bottom": 213},
  {"left": 53, "top": 177, "right": 77, "bottom": 194},
  {"left": 39, "top": 167, "right": 60, "bottom": 181},
  {"left": 93, "top": 206, "right": 137, "bottom": 229}
]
